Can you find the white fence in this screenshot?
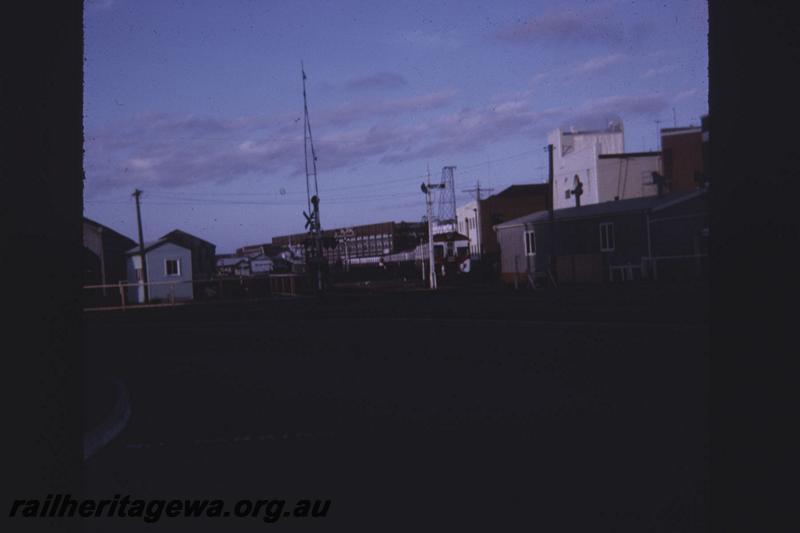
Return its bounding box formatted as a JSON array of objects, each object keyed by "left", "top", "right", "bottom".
[{"left": 83, "top": 275, "right": 296, "bottom": 311}]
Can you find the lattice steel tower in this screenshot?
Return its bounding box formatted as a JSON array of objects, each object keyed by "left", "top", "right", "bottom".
[{"left": 436, "top": 165, "right": 457, "bottom": 231}]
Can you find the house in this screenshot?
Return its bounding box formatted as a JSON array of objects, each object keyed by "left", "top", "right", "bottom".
[
  {"left": 250, "top": 254, "right": 274, "bottom": 275},
  {"left": 236, "top": 243, "right": 286, "bottom": 258},
  {"left": 125, "top": 238, "right": 194, "bottom": 303},
  {"left": 216, "top": 255, "right": 251, "bottom": 277},
  {"left": 159, "top": 229, "right": 216, "bottom": 280},
  {"left": 494, "top": 188, "right": 709, "bottom": 285},
  {"left": 548, "top": 122, "right": 663, "bottom": 210},
  {"left": 83, "top": 217, "right": 136, "bottom": 286}
]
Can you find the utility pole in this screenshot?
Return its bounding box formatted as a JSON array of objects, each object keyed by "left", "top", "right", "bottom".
[
  {"left": 421, "top": 166, "right": 444, "bottom": 289},
  {"left": 132, "top": 189, "right": 149, "bottom": 304},
  {"left": 420, "top": 237, "right": 426, "bottom": 282},
  {"left": 462, "top": 180, "right": 493, "bottom": 258},
  {"left": 546, "top": 145, "right": 556, "bottom": 286},
  {"left": 672, "top": 107, "right": 677, "bottom": 128}
]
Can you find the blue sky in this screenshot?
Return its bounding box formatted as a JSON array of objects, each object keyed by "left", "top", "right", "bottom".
[{"left": 84, "top": 0, "right": 708, "bottom": 253}]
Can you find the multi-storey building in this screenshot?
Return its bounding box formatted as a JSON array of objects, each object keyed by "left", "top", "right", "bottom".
[
  {"left": 548, "top": 121, "right": 662, "bottom": 210},
  {"left": 271, "top": 221, "right": 427, "bottom": 266}
]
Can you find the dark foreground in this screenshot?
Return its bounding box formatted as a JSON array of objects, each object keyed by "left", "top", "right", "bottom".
[{"left": 83, "top": 284, "right": 709, "bottom": 532}]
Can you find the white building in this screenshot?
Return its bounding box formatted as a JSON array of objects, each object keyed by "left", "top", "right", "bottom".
[
  {"left": 250, "top": 254, "right": 274, "bottom": 275},
  {"left": 548, "top": 121, "right": 662, "bottom": 210},
  {"left": 456, "top": 200, "right": 480, "bottom": 256}
]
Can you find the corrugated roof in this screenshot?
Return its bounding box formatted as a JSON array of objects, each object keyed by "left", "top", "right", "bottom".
[{"left": 495, "top": 189, "right": 707, "bottom": 230}]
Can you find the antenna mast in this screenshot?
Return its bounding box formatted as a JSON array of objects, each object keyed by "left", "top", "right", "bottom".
[{"left": 301, "top": 62, "right": 325, "bottom": 292}]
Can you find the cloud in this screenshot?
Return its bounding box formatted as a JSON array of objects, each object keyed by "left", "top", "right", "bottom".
[
  {"left": 84, "top": 91, "right": 456, "bottom": 194},
  {"left": 84, "top": 87, "right": 684, "bottom": 196},
  {"left": 641, "top": 64, "right": 679, "bottom": 78},
  {"left": 568, "top": 54, "right": 627, "bottom": 75},
  {"left": 321, "top": 90, "right": 457, "bottom": 126},
  {"left": 345, "top": 72, "right": 407, "bottom": 91},
  {"left": 674, "top": 88, "right": 700, "bottom": 101},
  {"left": 490, "top": 3, "right": 650, "bottom": 47},
  {"left": 388, "top": 29, "right": 461, "bottom": 49}
]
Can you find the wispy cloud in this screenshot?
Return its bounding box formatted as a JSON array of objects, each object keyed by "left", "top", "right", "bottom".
[
  {"left": 388, "top": 29, "right": 461, "bottom": 49},
  {"left": 490, "top": 3, "right": 650, "bottom": 47},
  {"left": 84, "top": 91, "right": 456, "bottom": 193},
  {"left": 569, "top": 54, "right": 628, "bottom": 75},
  {"left": 674, "top": 88, "right": 700, "bottom": 101},
  {"left": 345, "top": 72, "right": 407, "bottom": 91},
  {"left": 322, "top": 90, "right": 457, "bottom": 126},
  {"left": 85, "top": 86, "right": 687, "bottom": 195},
  {"left": 641, "top": 64, "right": 679, "bottom": 78}
]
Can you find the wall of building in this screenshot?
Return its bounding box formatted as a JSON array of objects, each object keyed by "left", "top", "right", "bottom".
[
  {"left": 83, "top": 221, "right": 137, "bottom": 285},
  {"left": 528, "top": 211, "right": 649, "bottom": 281},
  {"left": 251, "top": 258, "right": 274, "bottom": 274},
  {"left": 596, "top": 154, "right": 662, "bottom": 203},
  {"left": 552, "top": 142, "right": 600, "bottom": 210},
  {"left": 661, "top": 129, "right": 703, "bottom": 192},
  {"left": 496, "top": 224, "right": 534, "bottom": 282},
  {"left": 456, "top": 200, "right": 479, "bottom": 255},
  {"left": 126, "top": 242, "right": 194, "bottom": 303}
]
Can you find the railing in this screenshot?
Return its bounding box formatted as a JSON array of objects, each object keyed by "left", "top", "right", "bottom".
[
  {"left": 640, "top": 254, "right": 709, "bottom": 281},
  {"left": 83, "top": 275, "right": 301, "bottom": 311},
  {"left": 82, "top": 279, "right": 192, "bottom": 311}
]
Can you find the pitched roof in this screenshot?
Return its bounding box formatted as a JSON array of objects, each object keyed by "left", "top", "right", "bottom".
[
  {"left": 493, "top": 183, "right": 549, "bottom": 198},
  {"left": 125, "top": 238, "right": 190, "bottom": 255},
  {"left": 83, "top": 217, "right": 137, "bottom": 246},
  {"left": 495, "top": 189, "right": 707, "bottom": 230},
  {"left": 160, "top": 229, "right": 216, "bottom": 248},
  {"left": 216, "top": 257, "right": 250, "bottom": 267}
]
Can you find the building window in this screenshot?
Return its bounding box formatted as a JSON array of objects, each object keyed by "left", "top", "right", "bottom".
[
  {"left": 165, "top": 259, "right": 181, "bottom": 276},
  {"left": 599, "top": 223, "right": 615, "bottom": 251},
  {"left": 524, "top": 230, "right": 536, "bottom": 256}
]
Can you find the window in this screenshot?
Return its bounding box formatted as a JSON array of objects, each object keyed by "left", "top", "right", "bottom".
[
  {"left": 599, "top": 223, "right": 615, "bottom": 251},
  {"left": 524, "top": 230, "right": 536, "bottom": 256},
  {"left": 165, "top": 258, "right": 181, "bottom": 276}
]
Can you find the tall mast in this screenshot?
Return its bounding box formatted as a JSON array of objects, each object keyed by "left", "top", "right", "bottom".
[{"left": 301, "top": 62, "right": 324, "bottom": 291}]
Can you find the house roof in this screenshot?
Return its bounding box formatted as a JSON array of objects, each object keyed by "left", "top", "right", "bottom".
[
  {"left": 125, "top": 238, "right": 190, "bottom": 255},
  {"left": 494, "top": 188, "right": 707, "bottom": 230},
  {"left": 83, "top": 217, "right": 137, "bottom": 247},
  {"left": 216, "top": 257, "right": 250, "bottom": 267},
  {"left": 492, "top": 183, "right": 549, "bottom": 198},
  {"left": 598, "top": 151, "right": 661, "bottom": 159},
  {"left": 160, "top": 229, "right": 216, "bottom": 248}
]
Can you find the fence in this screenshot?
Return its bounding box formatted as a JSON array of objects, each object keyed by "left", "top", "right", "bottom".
[
  {"left": 640, "top": 254, "right": 709, "bottom": 281},
  {"left": 83, "top": 275, "right": 305, "bottom": 311}
]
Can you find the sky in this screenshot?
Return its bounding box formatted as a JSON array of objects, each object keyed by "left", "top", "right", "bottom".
[{"left": 84, "top": 0, "right": 708, "bottom": 253}]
